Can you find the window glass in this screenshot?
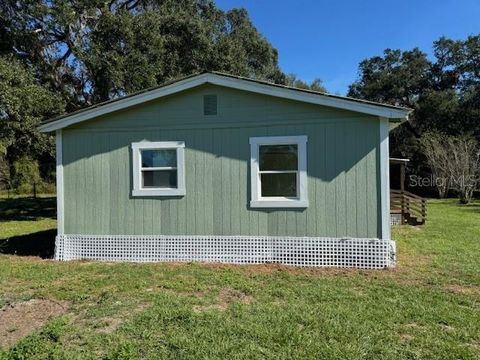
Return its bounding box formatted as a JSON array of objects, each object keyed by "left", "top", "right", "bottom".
[
  {"left": 141, "top": 149, "right": 177, "bottom": 168},
  {"left": 259, "top": 144, "right": 298, "bottom": 198},
  {"left": 260, "top": 173, "right": 297, "bottom": 197},
  {"left": 259, "top": 145, "right": 297, "bottom": 171},
  {"left": 142, "top": 170, "right": 177, "bottom": 188}
]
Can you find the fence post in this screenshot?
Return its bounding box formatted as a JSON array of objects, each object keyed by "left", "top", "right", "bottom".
[{"left": 400, "top": 190, "right": 405, "bottom": 224}]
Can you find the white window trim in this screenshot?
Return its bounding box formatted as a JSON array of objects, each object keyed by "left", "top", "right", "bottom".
[
  {"left": 249, "top": 135, "right": 308, "bottom": 208},
  {"left": 131, "top": 141, "right": 185, "bottom": 197}
]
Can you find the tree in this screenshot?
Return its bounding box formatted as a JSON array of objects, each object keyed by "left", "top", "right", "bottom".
[
  {"left": 349, "top": 37, "right": 480, "bottom": 136},
  {"left": 0, "top": 0, "right": 285, "bottom": 108},
  {"left": 348, "top": 35, "right": 480, "bottom": 198},
  {"left": 421, "top": 132, "right": 480, "bottom": 203},
  {"left": 419, "top": 132, "right": 451, "bottom": 198},
  {"left": 348, "top": 48, "right": 431, "bottom": 109},
  {"left": 285, "top": 74, "right": 327, "bottom": 92},
  {"left": 0, "top": 56, "right": 63, "bottom": 187},
  {"left": 447, "top": 135, "right": 480, "bottom": 204},
  {"left": 348, "top": 48, "right": 433, "bottom": 182}
]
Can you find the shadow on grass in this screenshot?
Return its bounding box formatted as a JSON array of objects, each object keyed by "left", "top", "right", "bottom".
[
  {"left": 446, "top": 201, "right": 480, "bottom": 214},
  {"left": 462, "top": 202, "right": 480, "bottom": 213},
  {"left": 428, "top": 199, "right": 480, "bottom": 214},
  {"left": 0, "top": 197, "right": 56, "bottom": 221},
  {"left": 0, "top": 229, "right": 56, "bottom": 259}
]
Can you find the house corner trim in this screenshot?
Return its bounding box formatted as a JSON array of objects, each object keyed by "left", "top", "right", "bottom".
[
  {"left": 56, "top": 130, "right": 64, "bottom": 235},
  {"left": 379, "top": 117, "right": 390, "bottom": 240}
]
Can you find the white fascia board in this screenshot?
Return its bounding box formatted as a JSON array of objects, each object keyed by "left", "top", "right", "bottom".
[{"left": 39, "top": 73, "right": 409, "bottom": 132}]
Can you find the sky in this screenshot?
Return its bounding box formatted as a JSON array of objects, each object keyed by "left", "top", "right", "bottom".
[{"left": 215, "top": 0, "right": 480, "bottom": 95}]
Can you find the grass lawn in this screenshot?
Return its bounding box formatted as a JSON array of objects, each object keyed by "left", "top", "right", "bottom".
[{"left": 0, "top": 197, "right": 479, "bottom": 359}]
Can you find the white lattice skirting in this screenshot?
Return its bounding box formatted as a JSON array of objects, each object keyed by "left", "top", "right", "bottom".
[{"left": 54, "top": 235, "right": 396, "bottom": 269}]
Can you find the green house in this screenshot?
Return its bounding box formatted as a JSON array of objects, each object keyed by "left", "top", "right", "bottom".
[{"left": 39, "top": 72, "right": 411, "bottom": 268}]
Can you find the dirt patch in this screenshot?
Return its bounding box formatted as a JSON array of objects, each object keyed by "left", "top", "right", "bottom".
[
  {"left": 445, "top": 284, "right": 480, "bottom": 296},
  {"left": 218, "top": 288, "right": 253, "bottom": 305},
  {"left": 271, "top": 299, "right": 286, "bottom": 306},
  {"left": 467, "top": 340, "right": 480, "bottom": 351},
  {"left": 198, "top": 251, "right": 432, "bottom": 278},
  {"left": 192, "top": 303, "right": 225, "bottom": 312},
  {"left": 397, "top": 253, "right": 432, "bottom": 268},
  {"left": 0, "top": 299, "right": 70, "bottom": 349},
  {"left": 95, "top": 317, "right": 123, "bottom": 334},
  {"left": 160, "top": 287, "right": 209, "bottom": 299},
  {"left": 439, "top": 323, "right": 455, "bottom": 332},
  {"left": 93, "top": 302, "right": 150, "bottom": 334},
  {"left": 153, "top": 258, "right": 431, "bottom": 279},
  {"left": 193, "top": 288, "right": 253, "bottom": 313},
  {"left": 402, "top": 322, "right": 424, "bottom": 329},
  {"left": 397, "top": 323, "right": 423, "bottom": 343},
  {"left": 399, "top": 333, "right": 415, "bottom": 342},
  {"left": 203, "top": 262, "right": 373, "bottom": 278}
]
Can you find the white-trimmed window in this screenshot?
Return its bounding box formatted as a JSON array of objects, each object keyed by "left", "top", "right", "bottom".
[
  {"left": 249, "top": 135, "right": 308, "bottom": 208},
  {"left": 131, "top": 141, "right": 185, "bottom": 197}
]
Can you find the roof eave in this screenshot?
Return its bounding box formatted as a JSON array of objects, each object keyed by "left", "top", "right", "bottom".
[
  {"left": 38, "top": 73, "right": 211, "bottom": 133},
  {"left": 38, "top": 73, "right": 410, "bottom": 133}
]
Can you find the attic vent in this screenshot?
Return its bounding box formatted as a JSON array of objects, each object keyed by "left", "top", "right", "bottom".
[{"left": 203, "top": 94, "right": 217, "bottom": 115}]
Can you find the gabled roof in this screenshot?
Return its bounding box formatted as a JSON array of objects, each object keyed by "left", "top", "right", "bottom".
[{"left": 38, "top": 71, "right": 412, "bottom": 132}]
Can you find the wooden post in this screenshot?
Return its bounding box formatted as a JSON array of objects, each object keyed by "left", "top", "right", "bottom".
[
  {"left": 421, "top": 200, "right": 426, "bottom": 224},
  {"left": 400, "top": 162, "right": 405, "bottom": 224},
  {"left": 400, "top": 162, "right": 405, "bottom": 193}
]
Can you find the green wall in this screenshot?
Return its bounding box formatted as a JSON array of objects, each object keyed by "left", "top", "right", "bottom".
[{"left": 62, "top": 84, "right": 381, "bottom": 238}]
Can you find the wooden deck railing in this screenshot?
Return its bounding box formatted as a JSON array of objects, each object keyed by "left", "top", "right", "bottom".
[{"left": 390, "top": 189, "right": 427, "bottom": 225}]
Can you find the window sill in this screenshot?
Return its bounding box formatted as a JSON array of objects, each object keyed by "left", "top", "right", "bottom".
[
  {"left": 250, "top": 199, "right": 309, "bottom": 208},
  {"left": 132, "top": 188, "right": 185, "bottom": 197}
]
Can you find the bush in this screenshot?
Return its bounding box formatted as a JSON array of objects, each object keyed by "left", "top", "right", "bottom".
[
  {"left": 1, "top": 157, "right": 55, "bottom": 196},
  {"left": 11, "top": 157, "right": 41, "bottom": 189},
  {"left": 14, "top": 181, "right": 55, "bottom": 196}
]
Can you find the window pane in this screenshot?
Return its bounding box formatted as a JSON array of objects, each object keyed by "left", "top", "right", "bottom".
[
  {"left": 141, "top": 149, "right": 177, "bottom": 168},
  {"left": 142, "top": 170, "right": 177, "bottom": 188},
  {"left": 259, "top": 145, "right": 298, "bottom": 171},
  {"left": 260, "top": 173, "right": 297, "bottom": 197}
]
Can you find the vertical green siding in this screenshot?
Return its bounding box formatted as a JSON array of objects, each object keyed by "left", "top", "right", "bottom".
[{"left": 63, "top": 84, "right": 381, "bottom": 238}]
